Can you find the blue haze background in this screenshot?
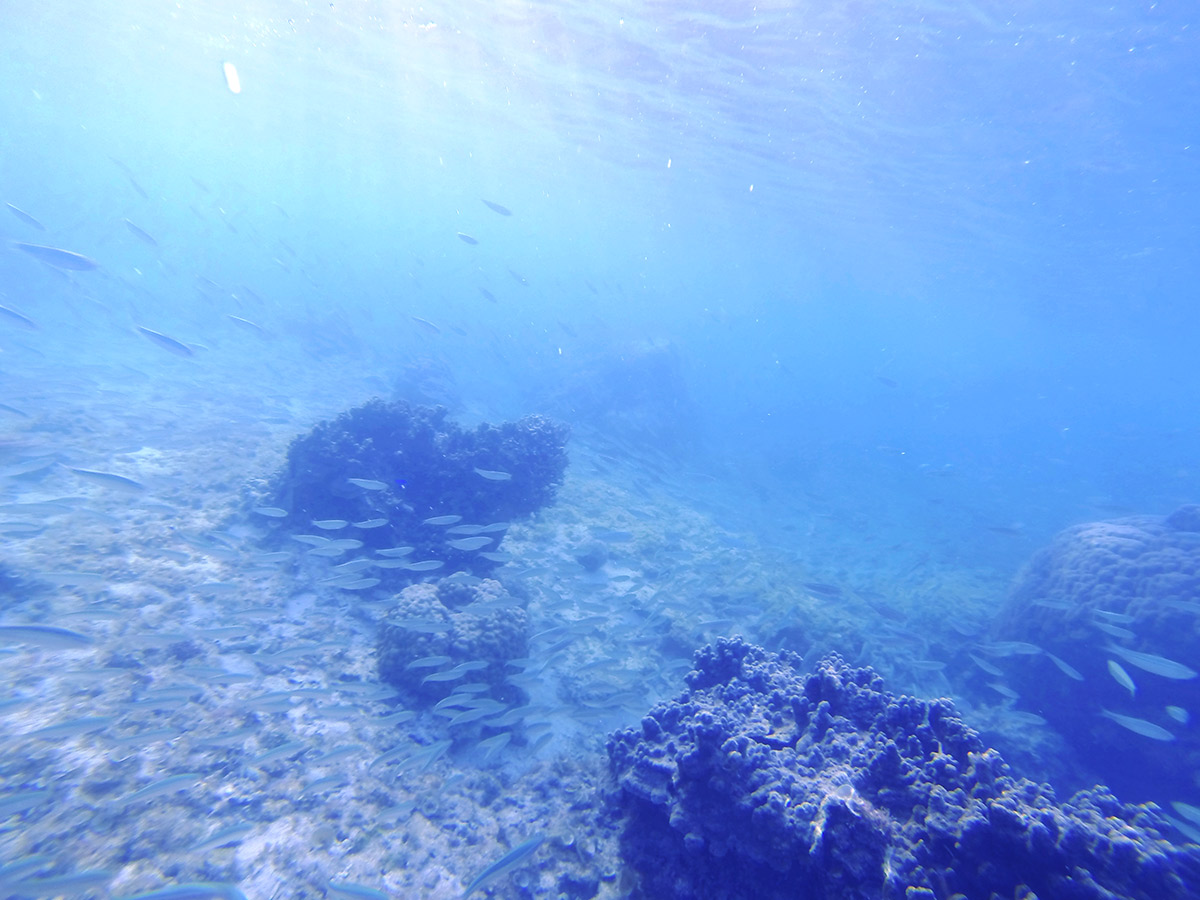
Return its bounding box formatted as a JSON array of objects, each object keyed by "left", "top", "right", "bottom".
[
  {"left": 1, "top": 0, "right": 1199, "bottom": 794},
  {"left": 5, "top": 3, "right": 1197, "bottom": 550}
]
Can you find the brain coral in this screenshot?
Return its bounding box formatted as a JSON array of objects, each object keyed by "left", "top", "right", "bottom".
[
  {"left": 607, "top": 637, "right": 1200, "bottom": 900},
  {"left": 990, "top": 506, "right": 1200, "bottom": 803}
]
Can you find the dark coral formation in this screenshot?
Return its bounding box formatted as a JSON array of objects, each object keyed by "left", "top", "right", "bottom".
[
  {"left": 990, "top": 506, "right": 1200, "bottom": 802},
  {"left": 270, "top": 399, "right": 568, "bottom": 581},
  {"left": 607, "top": 637, "right": 1200, "bottom": 900},
  {"left": 377, "top": 575, "right": 528, "bottom": 704}
]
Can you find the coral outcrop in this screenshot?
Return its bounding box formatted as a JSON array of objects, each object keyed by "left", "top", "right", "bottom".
[
  {"left": 990, "top": 506, "right": 1200, "bottom": 802},
  {"left": 268, "top": 399, "right": 569, "bottom": 582},
  {"left": 608, "top": 637, "right": 1200, "bottom": 900},
  {"left": 377, "top": 575, "right": 528, "bottom": 705}
]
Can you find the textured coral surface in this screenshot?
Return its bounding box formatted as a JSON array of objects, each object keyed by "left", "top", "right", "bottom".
[
  {"left": 271, "top": 399, "right": 569, "bottom": 581},
  {"left": 992, "top": 506, "right": 1200, "bottom": 801},
  {"left": 377, "top": 577, "right": 529, "bottom": 703},
  {"left": 608, "top": 637, "right": 1200, "bottom": 900}
]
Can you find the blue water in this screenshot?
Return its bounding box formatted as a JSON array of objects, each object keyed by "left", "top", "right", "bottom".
[{"left": 2, "top": 1, "right": 1199, "bottom": 897}]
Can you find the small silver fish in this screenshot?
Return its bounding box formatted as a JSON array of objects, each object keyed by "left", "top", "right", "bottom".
[
  {"left": 1091, "top": 609, "right": 1135, "bottom": 624},
  {"left": 987, "top": 682, "right": 1019, "bottom": 699},
  {"left": 1166, "top": 705, "right": 1190, "bottom": 724},
  {"left": 407, "top": 656, "right": 453, "bottom": 669},
  {"left": 0, "top": 302, "right": 37, "bottom": 330},
  {"left": 305, "top": 545, "right": 345, "bottom": 557},
  {"left": 423, "top": 668, "right": 467, "bottom": 683},
  {"left": 123, "top": 218, "right": 159, "bottom": 246},
  {"left": 119, "top": 773, "right": 200, "bottom": 806},
  {"left": 64, "top": 465, "right": 144, "bottom": 492},
  {"left": 0, "top": 623, "right": 95, "bottom": 649},
  {"left": 1005, "top": 711, "right": 1047, "bottom": 726},
  {"left": 253, "top": 741, "right": 307, "bottom": 764},
  {"left": 802, "top": 582, "right": 842, "bottom": 597},
  {"left": 189, "top": 823, "right": 254, "bottom": 852},
  {"left": 391, "top": 618, "right": 452, "bottom": 634},
  {"left": 411, "top": 315, "right": 441, "bottom": 334},
  {"left": 968, "top": 653, "right": 1004, "bottom": 676},
  {"left": 448, "top": 707, "right": 496, "bottom": 726},
  {"left": 1092, "top": 621, "right": 1136, "bottom": 640},
  {"left": 463, "top": 834, "right": 545, "bottom": 897},
  {"left": 1173, "top": 801, "right": 1200, "bottom": 824},
  {"left": 335, "top": 578, "right": 380, "bottom": 590},
  {"left": 372, "top": 558, "right": 412, "bottom": 569},
  {"left": 26, "top": 715, "right": 113, "bottom": 738},
  {"left": 447, "top": 537, "right": 493, "bottom": 551},
  {"left": 478, "top": 732, "right": 512, "bottom": 760},
  {"left": 136, "top": 325, "right": 194, "bottom": 357},
  {"left": 348, "top": 478, "right": 388, "bottom": 491},
  {"left": 12, "top": 241, "right": 97, "bottom": 270},
  {"left": 473, "top": 467, "right": 512, "bottom": 481},
  {"left": 1099, "top": 708, "right": 1174, "bottom": 741},
  {"left": 327, "top": 882, "right": 388, "bottom": 900},
  {"left": 6, "top": 202, "right": 46, "bottom": 230},
  {"left": 227, "top": 314, "right": 266, "bottom": 335},
  {"left": 909, "top": 659, "right": 946, "bottom": 672},
  {"left": 1106, "top": 644, "right": 1197, "bottom": 680},
  {"left": 977, "top": 641, "right": 1043, "bottom": 657},
  {"left": 292, "top": 534, "right": 333, "bottom": 548},
  {"left": 1107, "top": 659, "right": 1137, "bottom": 697},
  {"left": 1046, "top": 652, "right": 1083, "bottom": 681}
]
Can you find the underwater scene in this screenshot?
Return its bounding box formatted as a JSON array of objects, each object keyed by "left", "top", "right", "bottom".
[{"left": 2, "top": 2, "right": 1199, "bottom": 898}]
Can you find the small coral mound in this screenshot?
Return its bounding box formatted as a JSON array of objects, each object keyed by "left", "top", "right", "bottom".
[
  {"left": 377, "top": 576, "right": 528, "bottom": 704},
  {"left": 991, "top": 505, "right": 1200, "bottom": 802},
  {"left": 269, "top": 399, "right": 569, "bottom": 582},
  {"left": 607, "top": 637, "right": 1200, "bottom": 900}
]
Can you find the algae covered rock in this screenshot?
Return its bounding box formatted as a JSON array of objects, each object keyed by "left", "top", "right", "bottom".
[{"left": 607, "top": 637, "right": 1200, "bottom": 900}]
